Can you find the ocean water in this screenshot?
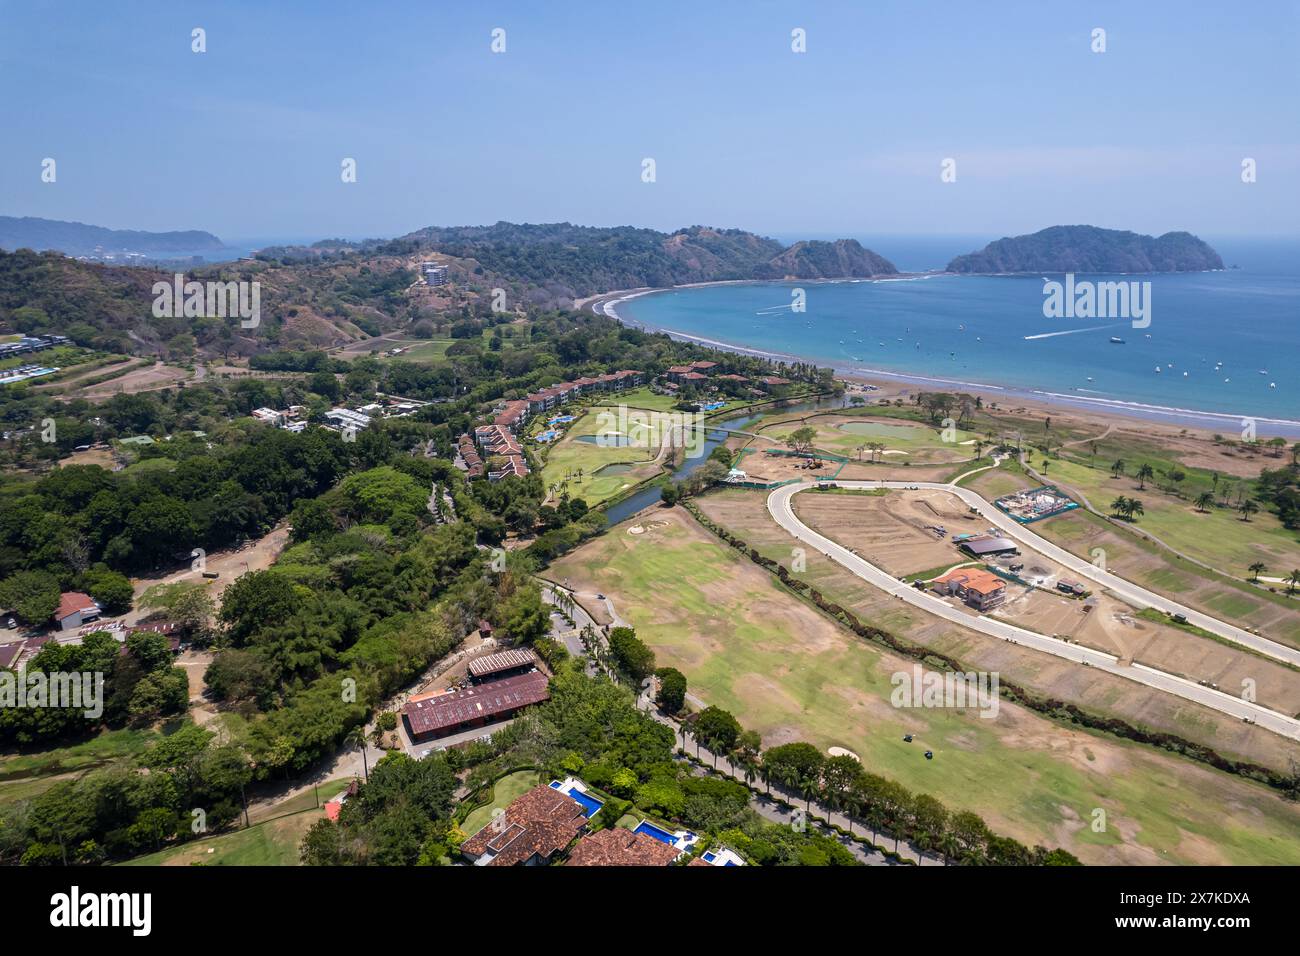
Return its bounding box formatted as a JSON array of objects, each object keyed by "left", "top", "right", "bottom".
[{"left": 618, "top": 239, "right": 1300, "bottom": 433}]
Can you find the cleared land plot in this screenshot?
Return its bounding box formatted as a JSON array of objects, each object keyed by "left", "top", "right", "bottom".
[
  {"left": 797, "top": 486, "right": 1300, "bottom": 720},
  {"left": 793, "top": 488, "right": 985, "bottom": 576},
  {"left": 552, "top": 501, "right": 1300, "bottom": 864},
  {"left": 79, "top": 362, "right": 190, "bottom": 401},
  {"left": 693, "top": 488, "right": 1300, "bottom": 771},
  {"left": 965, "top": 460, "right": 1300, "bottom": 650}
]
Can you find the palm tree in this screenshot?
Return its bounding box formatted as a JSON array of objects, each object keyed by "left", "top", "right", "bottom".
[
  {"left": 1110, "top": 496, "right": 1130, "bottom": 519},
  {"left": 345, "top": 725, "right": 369, "bottom": 782},
  {"left": 1239, "top": 500, "right": 1259, "bottom": 522},
  {"left": 1111, "top": 459, "right": 1126, "bottom": 478},
  {"left": 1195, "top": 492, "right": 1214, "bottom": 513},
  {"left": 1249, "top": 562, "right": 1266, "bottom": 583},
  {"left": 1136, "top": 464, "right": 1154, "bottom": 490},
  {"left": 1128, "top": 498, "right": 1145, "bottom": 521},
  {"left": 1289, "top": 570, "right": 1300, "bottom": 596}
]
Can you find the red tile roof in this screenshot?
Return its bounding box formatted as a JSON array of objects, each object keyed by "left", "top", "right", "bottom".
[
  {"left": 567, "top": 828, "right": 681, "bottom": 866},
  {"left": 55, "top": 592, "right": 97, "bottom": 622},
  {"left": 934, "top": 567, "right": 1006, "bottom": 596},
  {"left": 461, "top": 784, "right": 587, "bottom": 866},
  {"left": 402, "top": 670, "right": 550, "bottom": 737}
]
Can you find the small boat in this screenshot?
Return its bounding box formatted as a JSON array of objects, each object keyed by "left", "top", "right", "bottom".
[
  {"left": 1109, "top": 336, "right": 1125, "bottom": 344},
  {"left": 1155, "top": 366, "right": 1161, "bottom": 373},
  {"left": 1270, "top": 382, "right": 1276, "bottom": 388}
]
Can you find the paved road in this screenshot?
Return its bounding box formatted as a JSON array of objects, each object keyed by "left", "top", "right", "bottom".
[{"left": 767, "top": 481, "right": 1300, "bottom": 741}]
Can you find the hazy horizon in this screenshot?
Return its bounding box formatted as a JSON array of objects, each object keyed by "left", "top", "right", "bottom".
[{"left": 2, "top": 1, "right": 1296, "bottom": 239}]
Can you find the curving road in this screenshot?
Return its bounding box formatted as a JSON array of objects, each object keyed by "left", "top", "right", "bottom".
[{"left": 767, "top": 481, "right": 1300, "bottom": 741}]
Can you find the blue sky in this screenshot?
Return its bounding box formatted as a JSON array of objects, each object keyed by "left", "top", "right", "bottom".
[{"left": 1, "top": 0, "right": 1296, "bottom": 242}]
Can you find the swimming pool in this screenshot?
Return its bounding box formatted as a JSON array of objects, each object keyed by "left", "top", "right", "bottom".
[
  {"left": 634, "top": 821, "right": 679, "bottom": 846},
  {"left": 548, "top": 781, "right": 604, "bottom": 817},
  {"left": 568, "top": 790, "right": 603, "bottom": 816},
  {"left": 535, "top": 429, "right": 561, "bottom": 442}
]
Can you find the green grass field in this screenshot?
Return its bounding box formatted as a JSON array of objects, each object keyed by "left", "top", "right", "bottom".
[
  {"left": 753, "top": 412, "right": 981, "bottom": 464},
  {"left": 539, "top": 406, "right": 668, "bottom": 505},
  {"left": 1045, "top": 456, "right": 1300, "bottom": 578},
  {"left": 461, "top": 770, "right": 541, "bottom": 836},
  {"left": 551, "top": 507, "right": 1300, "bottom": 865},
  {"left": 121, "top": 779, "right": 352, "bottom": 866}
]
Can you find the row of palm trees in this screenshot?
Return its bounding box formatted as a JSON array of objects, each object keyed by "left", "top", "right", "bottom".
[
  {"left": 676, "top": 714, "right": 1071, "bottom": 864},
  {"left": 1247, "top": 562, "right": 1300, "bottom": 594}
]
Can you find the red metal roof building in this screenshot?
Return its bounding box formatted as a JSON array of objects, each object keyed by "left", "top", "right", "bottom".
[{"left": 402, "top": 670, "right": 550, "bottom": 742}]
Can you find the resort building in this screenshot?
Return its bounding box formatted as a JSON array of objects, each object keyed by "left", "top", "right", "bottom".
[
  {"left": 460, "top": 784, "right": 588, "bottom": 866},
  {"left": 493, "top": 400, "right": 530, "bottom": 432},
  {"left": 455, "top": 434, "right": 484, "bottom": 478},
  {"left": 474, "top": 423, "right": 531, "bottom": 480},
  {"left": 324, "top": 407, "right": 372, "bottom": 432},
  {"left": 931, "top": 568, "right": 1007, "bottom": 611},
  {"left": 421, "top": 262, "right": 448, "bottom": 286},
  {"left": 401, "top": 670, "right": 550, "bottom": 743}
]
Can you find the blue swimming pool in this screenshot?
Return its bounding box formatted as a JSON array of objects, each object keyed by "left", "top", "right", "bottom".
[
  {"left": 550, "top": 785, "right": 603, "bottom": 817},
  {"left": 634, "top": 821, "right": 679, "bottom": 846}
]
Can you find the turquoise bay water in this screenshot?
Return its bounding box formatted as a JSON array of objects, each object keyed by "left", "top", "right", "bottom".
[{"left": 619, "top": 245, "right": 1300, "bottom": 433}]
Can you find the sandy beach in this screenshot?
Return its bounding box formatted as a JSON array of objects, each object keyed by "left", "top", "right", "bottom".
[{"left": 582, "top": 282, "right": 1300, "bottom": 441}]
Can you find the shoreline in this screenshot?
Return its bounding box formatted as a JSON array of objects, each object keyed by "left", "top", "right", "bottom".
[{"left": 583, "top": 281, "right": 1300, "bottom": 440}]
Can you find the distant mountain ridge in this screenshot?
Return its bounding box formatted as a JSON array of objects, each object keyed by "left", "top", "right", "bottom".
[
  {"left": 0, "top": 216, "right": 226, "bottom": 258},
  {"left": 379, "top": 222, "right": 898, "bottom": 295},
  {"left": 946, "top": 226, "right": 1224, "bottom": 274}
]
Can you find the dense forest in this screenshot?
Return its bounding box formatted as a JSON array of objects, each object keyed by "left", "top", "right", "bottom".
[{"left": 374, "top": 222, "right": 898, "bottom": 297}]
